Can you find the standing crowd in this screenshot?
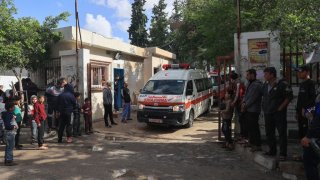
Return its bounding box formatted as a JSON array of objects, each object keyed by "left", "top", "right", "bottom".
[
  {"left": 0, "top": 76, "right": 132, "bottom": 166},
  {"left": 220, "top": 65, "right": 320, "bottom": 180}
]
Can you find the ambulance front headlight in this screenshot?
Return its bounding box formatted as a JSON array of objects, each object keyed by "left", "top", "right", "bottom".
[
  {"left": 172, "top": 105, "right": 185, "bottom": 112},
  {"left": 138, "top": 103, "right": 145, "bottom": 110}
]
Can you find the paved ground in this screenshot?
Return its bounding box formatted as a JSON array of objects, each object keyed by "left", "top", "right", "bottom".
[{"left": 0, "top": 109, "right": 284, "bottom": 180}]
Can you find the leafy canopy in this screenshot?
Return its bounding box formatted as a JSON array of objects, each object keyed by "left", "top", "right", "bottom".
[
  {"left": 0, "top": 0, "right": 70, "bottom": 71},
  {"left": 128, "top": 0, "right": 149, "bottom": 47},
  {"left": 149, "top": 0, "right": 169, "bottom": 49},
  {"left": 170, "top": 0, "right": 320, "bottom": 65}
]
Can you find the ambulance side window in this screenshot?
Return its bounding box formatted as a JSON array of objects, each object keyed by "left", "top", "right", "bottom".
[{"left": 186, "top": 80, "right": 193, "bottom": 96}]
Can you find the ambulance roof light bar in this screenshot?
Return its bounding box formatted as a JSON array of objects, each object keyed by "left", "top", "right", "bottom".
[{"left": 162, "top": 63, "right": 190, "bottom": 70}]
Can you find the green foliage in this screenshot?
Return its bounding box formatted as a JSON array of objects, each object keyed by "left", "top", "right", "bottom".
[
  {"left": 241, "top": 0, "right": 320, "bottom": 47},
  {"left": 128, "top": 0, "right": 149, "bottom": 47},
  {"left": 167, "top": 0, "right": 183, "bottom": 62},
  {"left": 0, "top": 0, "right": 70, "bottom": 72},
  {"left": 172, "top": 0, "right": 236, "bottom": 65},
  {"left": 148, "top": 0, "right": 170, "bottom": 49},
  {"left": 264, "top": 0, "right": 320, "bottom": 47},
  {"left": 169, "top": 0, "right": 320, "bottom": 66}
]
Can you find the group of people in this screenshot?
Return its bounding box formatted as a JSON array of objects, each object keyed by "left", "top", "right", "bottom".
[
  {"left": 0, "top": 76, "right": 133, "bottom": 166},
  {"left": 45, "top": 78, "right": 94, "bottom": 143},
  {"left": 0, "top": 77, "right": 94, "bottom": 166},
  {"left": 220, "top": 65, "right": 320, "bottom": 179}
]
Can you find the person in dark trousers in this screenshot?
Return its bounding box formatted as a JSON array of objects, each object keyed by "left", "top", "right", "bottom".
[
  {"left": 73, "top": 92, "right": 82, "bottom": 137},
  {"left": 229, "top": 72, "right": 247, "bottom": 142},
  {"left": 301, "top": 85, "right": 320, "bottom": 180},
  {"left": 28, "top": 95, "right": 37, "bottom": 144},
  {"left": 57, "top": 84, "right": 76, "bottom": 143},
  {"left": 121, "top": 82, "right": 132, "bottom": 122},
  {"left": 34, "top": 95, "right": 48, "bottom": 150},
  {"left": 12, "top": 96, "right": 23, "bottom": 150},
  {"left": 220, "top": 89, "right": 234, "bottom": 150},
  {"left": 241, "top": 69, "right": 263, "bottom": 152},
  {"left": 262, "top": 67, "right": 293, "bottom": 161},
  {"left": 2, "top": 101, "right": 18, "bottom": 166},
  {"left": 296, "top": 65, "right": 316, "bottom": 139},
  {"left": 114, "top": 76, "right": 120, "bottom": 112},
  {"left": 45, "top": 78, "right": 67, "bottom": 132},
  {"left": 103, "top": 80, "right": 117, "bottom": 127},
  {"left": 82, "top": 98, "right": 93, "bottom": 134}
]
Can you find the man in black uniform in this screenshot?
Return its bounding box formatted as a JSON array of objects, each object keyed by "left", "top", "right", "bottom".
[
  {"left": 296, "top": 65, "right": 316, "bottom": 139},
  {"left": 262, "top": 67, "right": 293, "bottom": 161}
]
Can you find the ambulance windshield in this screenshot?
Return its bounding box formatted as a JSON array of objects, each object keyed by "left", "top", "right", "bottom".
[{"left": 141, "top": 80, "right": 186, "bottom": 95}]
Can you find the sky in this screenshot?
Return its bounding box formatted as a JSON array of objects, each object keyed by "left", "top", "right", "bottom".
[{"left": 13, "top": 0, "right": 175, "bottom": 43}]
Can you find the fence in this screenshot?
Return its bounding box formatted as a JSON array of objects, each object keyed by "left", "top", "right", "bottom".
[{"left": 281, "top": 46, "right": 320, "bottom": 86}]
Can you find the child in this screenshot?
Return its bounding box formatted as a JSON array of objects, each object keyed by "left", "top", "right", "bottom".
[
  {"left": 73, "top": 92, "right": 81, "bottom": 137},
  {"left": 12, "top": 96, "right": 23, "bottom": 150},
  {"left": 28, "top": 95, "right": 38, "bottom": 144},
  {"left": 82, "top": 98, "right": 92, "bottom": 134},
  {"left": 220, "top": 89, "right": 234, "bottom": 150},
  {"left": 0, "top": 98, "right": 5, "bottom": 144},
  {"left": 34, "top": 95, "right": 48, "bottom": 150},
  {"left": 2, "top": 101, "right": 18, "bottom": 166}
]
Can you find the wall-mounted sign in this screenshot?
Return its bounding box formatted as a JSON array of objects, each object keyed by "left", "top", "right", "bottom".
[{"left": 248, "top": 38, "right": 269, "bottom": 64}]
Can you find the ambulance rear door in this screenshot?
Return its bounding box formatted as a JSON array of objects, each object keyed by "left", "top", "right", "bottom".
[{"left": 185, "top": 80, "right": 194, "bottom": 121}]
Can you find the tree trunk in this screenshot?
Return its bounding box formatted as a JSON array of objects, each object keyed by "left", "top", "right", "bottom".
[{"left": 12, "top": 68, "right": 24, "bottom": 105}]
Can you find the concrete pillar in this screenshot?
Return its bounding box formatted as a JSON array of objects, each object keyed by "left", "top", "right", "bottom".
[{"left": 59, "top": 48, "right": 90, "bottom": 101}]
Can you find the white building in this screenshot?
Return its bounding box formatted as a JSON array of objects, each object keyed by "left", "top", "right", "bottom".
[{"left": 30, "top": 26, "right": 176, "bottom": 120}]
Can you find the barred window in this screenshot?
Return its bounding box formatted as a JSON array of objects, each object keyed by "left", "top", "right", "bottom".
[{"left": 91, "top": 63, "right": 109, "bottom": 89}]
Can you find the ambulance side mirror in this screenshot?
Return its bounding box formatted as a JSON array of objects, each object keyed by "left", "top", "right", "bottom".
[{"left": 186, "top": 89, "right": 193, "bottom": 96}]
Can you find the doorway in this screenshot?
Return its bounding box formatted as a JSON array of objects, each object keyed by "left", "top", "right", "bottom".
[{"left": 114, "top": 68, "right": 124, "bottom": 110}]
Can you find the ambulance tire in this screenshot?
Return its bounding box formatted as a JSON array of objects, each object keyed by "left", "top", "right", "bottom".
[
  {"left": 146, "top": 123, "right": 156, "bottom": 128},
  {"left": 185, "top": 110, "right": 194, "bottom": 128},
  {"left": 205, "top": 100, "right": 211, "bottom": 114}
]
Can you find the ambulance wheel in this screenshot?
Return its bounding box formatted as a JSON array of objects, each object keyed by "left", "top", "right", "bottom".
[
  {"left": 185, "top": 110, "right": 194, "bottom": 128},
  {"left": 205, "top": 100, "right": 211, "bottom": 114},
  {"left": 147, "top": 123, "right": 155, "bottom": 128}
]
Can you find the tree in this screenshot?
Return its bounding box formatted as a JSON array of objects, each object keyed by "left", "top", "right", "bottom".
[
  {"left": 148, "top": 0, "right": 169, "bottom": 49},
  {"left": 173, "top": 0, "right": 236, "bottom": 66},
  {"left": 264, "top": 0, "right": 320, "bottom": 47},
  {"left": 128, "top": 0, "right": 148, "bottom": 47},
  {"left": 240, "top": 0, "right": 320, "bottom": 52},
  {"left": 168, "top": 0, "right": 184, "bottom": 62},
  {"left": 0, "top": 0, "right": 70, "bottom": 98},
  {"left": 170, "top": 0, "right": 183, "bottom": 23}
]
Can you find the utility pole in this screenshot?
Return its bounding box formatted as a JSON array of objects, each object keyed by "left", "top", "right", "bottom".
[
  {"left": 75, "top": 0, "right": 83, "bottom": 91},
  {"left": 236, "top": 0, "right": 241, "bottom": 74}
]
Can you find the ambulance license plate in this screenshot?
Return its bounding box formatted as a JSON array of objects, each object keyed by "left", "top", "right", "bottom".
[{"left": 149, "top": 119, "right": 163, "bottom": 123}]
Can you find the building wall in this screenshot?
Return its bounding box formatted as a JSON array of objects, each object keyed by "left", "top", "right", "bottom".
[
  {"left": 143, "top": 56, "right": 153, "bottom": 85},
  {"left": 91, "top": 92, "right": 104, "bottom": 121},
  {"left": 48, "top": 27, "right": 176, "bottom": 121},
  {"left": 151, "top": 56, "right": 170, "bottom": 74},
  {"left": 88, "top": 48, "right": 113, "bottom": 120},
  {"left": 143, "top": 55, "right": 171, "bottom": 85},
  {"left": 51, "top": 41, "right": 74, "bottom": 57},
  {"left": 124, "top": 56, "right": 145, "bottom": 105}
]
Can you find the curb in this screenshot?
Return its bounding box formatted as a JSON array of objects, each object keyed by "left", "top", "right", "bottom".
[{"left": 234, "top": 143, "right": 308, "bottom": 180}]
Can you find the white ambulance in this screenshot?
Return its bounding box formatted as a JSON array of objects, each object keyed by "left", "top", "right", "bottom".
[{"left": 137, "top": 64, "right": 213, "bottom": 128}]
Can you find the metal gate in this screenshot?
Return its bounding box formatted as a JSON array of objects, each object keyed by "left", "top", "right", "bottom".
[
  {"left": 44, "top": 58, "right": 61, "bottom": 86},
  {"left": 281, "top": 46, "right": 320, "bottom": 85}
]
